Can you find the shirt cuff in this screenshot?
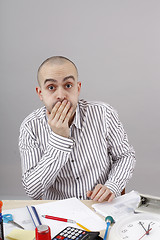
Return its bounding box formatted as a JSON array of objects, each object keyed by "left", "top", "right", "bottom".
[
  {"left": 48, "top": 131, "right": 74, "bottom": 152},
  {"left": 105, "top": 181, "right": 122, "bottom": 197}
]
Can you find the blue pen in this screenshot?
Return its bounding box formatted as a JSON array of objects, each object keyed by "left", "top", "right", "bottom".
[
  {"left": 103, "top": 216, "right": 114, "bottom": 240},
  {"left": 26, "top": 205, "right": 42, "bottom": 227},
  {"left": 31, "top": 206, "right": 42, "bottom": 226},
  {"left": 26, "top": 206, "right": 37, "bottom": 227}
]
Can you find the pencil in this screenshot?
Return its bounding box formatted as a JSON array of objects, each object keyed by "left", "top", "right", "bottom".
[
  {"left": 42, "top": 215, "right": 90, "bottom": 231},
  {"left": 76, "top": 222, "right": 90, "bottom": 232}
]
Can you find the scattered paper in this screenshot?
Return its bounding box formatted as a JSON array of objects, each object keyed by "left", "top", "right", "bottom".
[
  {"left": 92, "top": 190, "right": 141, "bottom": 222},
  {"left": 34, "top": 198, "right": 106, "bottom": 238},
  {"left": 3, "top": 198, "right": 106, "bottom": 240},
  {"left": 6, "top": 229, "right": 35, "bottom": 240}
]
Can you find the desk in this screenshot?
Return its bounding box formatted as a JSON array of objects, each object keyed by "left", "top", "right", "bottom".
[{"left": 2, "top": 200, "right": 105, "bottom": 237}]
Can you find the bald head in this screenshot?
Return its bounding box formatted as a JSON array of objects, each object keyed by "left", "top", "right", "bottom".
[{"left": 37, "top": 56, "right": 78, "bottom": 86}]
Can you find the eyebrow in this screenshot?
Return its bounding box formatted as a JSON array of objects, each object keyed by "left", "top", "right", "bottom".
[{"left": 44, "top": 75, "right": 75, "bottom": 85}]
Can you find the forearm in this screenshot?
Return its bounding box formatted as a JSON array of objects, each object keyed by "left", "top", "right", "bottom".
[
  {"left": 106, "top": 147, "right": 136, "bottom": 196},
  {"left": 105, "top": 107, "right": 136, "bottom": 196},
  {"left": 20, "top": 131, "right": 74, "bottom": 199}
]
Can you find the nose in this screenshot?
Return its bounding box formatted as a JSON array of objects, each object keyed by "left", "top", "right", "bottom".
[{"left": 56, "top": 87, "right": 67, "bottom": 101}]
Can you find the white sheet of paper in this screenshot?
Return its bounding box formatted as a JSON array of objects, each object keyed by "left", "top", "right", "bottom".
[
  {"left": 92, "top": 190, "right": 141, "bottom": 221},
  {"left": 34, "top": 198, "right": 106, "bottom": 237}
]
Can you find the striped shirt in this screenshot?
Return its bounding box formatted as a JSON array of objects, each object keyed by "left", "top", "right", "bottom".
[{"left": 19, "top": 99, "right": 136, "bottom": 200}]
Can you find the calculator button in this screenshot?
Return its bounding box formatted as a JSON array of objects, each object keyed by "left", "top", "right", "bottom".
[
  {"left": 56, "top": 236, "right": 65, "bottom": 240},
  {"left": 64, "top": 238, "right": 69, "bottom": 240},
  {"left": 82, "top": 232, "right": 86, "bottom": 235}
]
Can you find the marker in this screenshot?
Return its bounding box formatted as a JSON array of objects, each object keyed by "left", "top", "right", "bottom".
[
  {"left": 42, "top": 215, "right": 90, "bottom": 231},
  {"left": 0, "top": 201, "right": 4, "bottom": 240}
]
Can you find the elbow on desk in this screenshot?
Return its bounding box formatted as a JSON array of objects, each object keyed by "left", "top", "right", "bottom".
[{"left": 22, "top": 178, "right": 43, "bottom": 200}]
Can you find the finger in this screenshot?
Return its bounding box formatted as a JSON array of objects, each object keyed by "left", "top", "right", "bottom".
[
  {"left": 90, "top": 184, "right": 102, "bottom": 200},
  {"left": 59, "top": 101, "right": 71, "bottom": 123},
  {"left": 63, "top": 105, "right": 74, "bottom": 124},
  {"left": 87, "top": 191, "right": 93, "bottom": 198},
  {"left": 92, "top": 187, "right": 107, "bottom": 201},
  {"left": 108, "top": 193, "right": 115, "bottom": 203},
  {"left": 46, "top": 109, "right": 50, "bottom": 118},
  {"left": 98, "top": 189, "right": 112, "bottom": 202},
  {"left": 50, "top": 101, "right": 62, "bottom": 119},
  {"left": 53, "top": 100, "right": 68, "bottom": 121}
]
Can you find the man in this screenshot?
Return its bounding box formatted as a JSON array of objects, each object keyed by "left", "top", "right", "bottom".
[{"left": 19, "top": 56, "right": 136, "bottom": 202}]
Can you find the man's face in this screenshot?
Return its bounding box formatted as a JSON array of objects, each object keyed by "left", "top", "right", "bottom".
[{"left": 36, "top": 61, "right": 81, "bottom": 120}]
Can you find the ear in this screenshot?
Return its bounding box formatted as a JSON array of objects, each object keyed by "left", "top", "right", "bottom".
[
  {"left": 36, "top": 86, "right": 43, "bottom": 101},
  {"left": 77, "top": 81, "right": 81, "bottom": 96}
]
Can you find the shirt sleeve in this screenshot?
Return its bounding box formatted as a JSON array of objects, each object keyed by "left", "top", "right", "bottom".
[
  {"left": 105, "top": 107, "right": 136, "bottom": 197},
  {"left": 19, "top": 122, "right": 74, "bottom": 199}
]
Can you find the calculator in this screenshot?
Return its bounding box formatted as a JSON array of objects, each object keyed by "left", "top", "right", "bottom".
[{"left": 52, "top": 226, "right": 102, "bottom": 240}]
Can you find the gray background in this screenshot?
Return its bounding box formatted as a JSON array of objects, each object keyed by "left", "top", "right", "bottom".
[{"left": 0, "top": 0, "right": 160, "bottom": 199}]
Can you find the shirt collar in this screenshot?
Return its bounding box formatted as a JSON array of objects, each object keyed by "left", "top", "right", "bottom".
[{"left": 71, "top": 102, "right": 81, "bottom": 129}]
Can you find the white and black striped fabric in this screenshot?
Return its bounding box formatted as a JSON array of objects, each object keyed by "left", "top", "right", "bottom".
[{"left": 19, "top": 99, "right": 136, "bottom": 200}]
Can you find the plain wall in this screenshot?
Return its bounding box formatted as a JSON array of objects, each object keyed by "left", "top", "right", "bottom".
[{"left": 0, "top": 0, "right": 160, "bottom": 199}]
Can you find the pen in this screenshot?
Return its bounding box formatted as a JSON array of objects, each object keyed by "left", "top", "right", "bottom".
[
  {"left": 103, "top": 216, "right": 114, "bottom": 240},
  {"left": 42, "top": 215, "right": 90, "bottom": 231},
  {"left": 42, "top": 215, "right": 76, "bottom": 223},
  {"left": 26, "top": 205, "right": 42, "bottom": 227},
  {"left": 31, "top": 206, "right": 42, "bottom": 226}
]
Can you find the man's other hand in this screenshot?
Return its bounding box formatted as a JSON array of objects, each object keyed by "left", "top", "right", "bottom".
[{"left": 87, "top": 184, "right": 115, "bottom": 203}]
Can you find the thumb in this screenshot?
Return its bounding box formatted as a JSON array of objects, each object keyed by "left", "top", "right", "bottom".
[
  {"left": 46, "top": 109, "right": 50, "bottom": 118},
  {"left": 87, "top": 190, "right": 93, "bottom": 198}
]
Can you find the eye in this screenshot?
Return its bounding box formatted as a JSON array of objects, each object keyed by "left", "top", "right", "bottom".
[
  {"left": 65, "top": 83, "right": 72, "bottom": 89},
  {"left": 48, "top": 85, "right": 55, "bottom": 90}
]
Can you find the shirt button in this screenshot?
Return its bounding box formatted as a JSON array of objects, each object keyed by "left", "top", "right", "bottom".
[
  {"left": 71, "top": 160, "right": 74, "bottom": 163},
  {"left": 76, "top": 177, "right": 79, "bottom": 180},
  {"left": 79, "top": 196, "right": 82, "bottom": 199}
]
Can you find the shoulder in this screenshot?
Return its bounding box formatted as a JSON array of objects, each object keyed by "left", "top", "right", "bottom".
[
  {"left": 20, "top": 106, "right": 46, "bottom": 130},
  {"left": 78, "top": 99, "right": 116, "bottom": 114}
]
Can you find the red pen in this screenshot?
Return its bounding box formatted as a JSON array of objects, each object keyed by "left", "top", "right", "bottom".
[
  {"left": 42, "top": 215, "right": 90, "bottom": 231},
  {"left": 42, "top": 215, "right": 76, "bottom": 223}
]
